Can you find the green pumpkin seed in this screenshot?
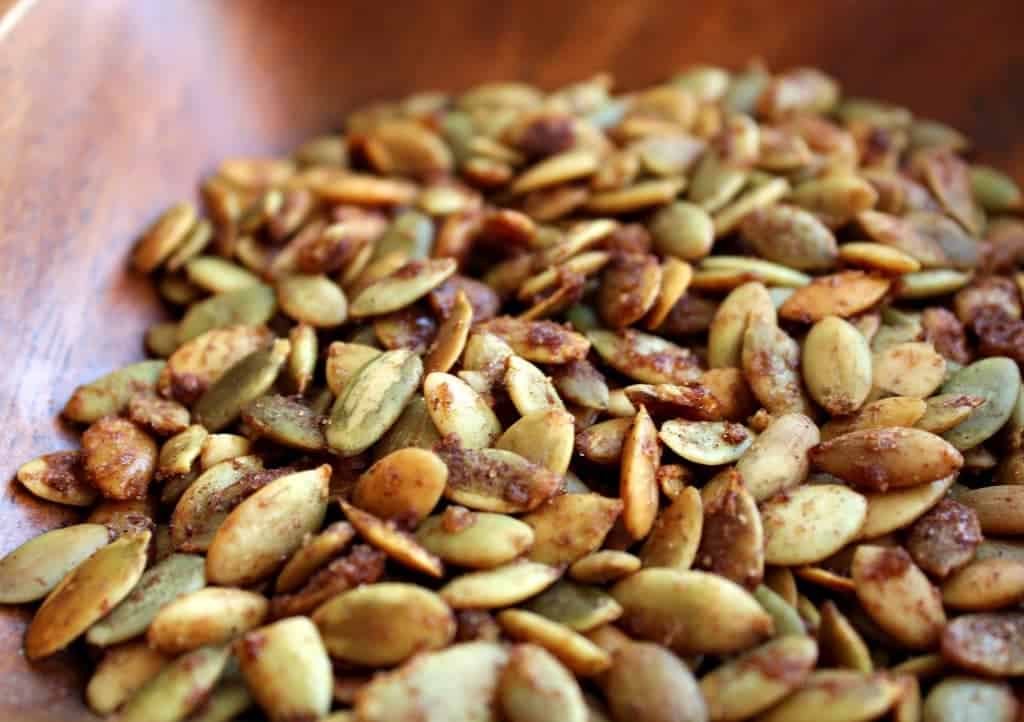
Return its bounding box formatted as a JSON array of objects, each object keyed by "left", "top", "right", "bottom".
[
  {"left": 241, "top": 394, "right": 325, "bottom": 451},
  {"left": 939, "top": 357, "right": 1021, "bottom": 449},
  {"left": 754, "top": 584, "right": 806, "bottom": 637},
  {"left": 25, "top": 531, "right": 150, "bottom": 660},
  {"left": 424, "top": 371, "right": 502, "bottom": 448},
  {"left": 86, "top": 553, "right": 206, "bottom": 646},
  {"left": 740, "top": 204, "right": 838, "bottom": 271},
  {"left": 523, "top": 580, "right": 623, "bottom": 632},
  {"left": 499, "top": 643, "right": 587, "bottom": 722},
  {"left": 0, "top": 523, "right": 111, "bottom": 603},
  {"left": 756, "top": 669, "right": 900, "bottom": 722},
  {"left": 313, "top": 582, "right": 454, "bottom": 666},
  {"left": 206, "top": 466, "right": 330, "bottom": 586},
  {"left": 789, "top": 173, "right": 879, "bottom": 227},
  {"left": 897, "top": 269, "right": 971, "bottom": 299},
  {"left": 277, "top": 273, "right": 349, "bottom": 327},
  {"left": 701, "top": 254, "right": 811, "bottom": 287},
  {"left": 340, "top": 501, "right": 444, "bottom": 578},
  {"left": 132, "top": 202, "right": 198, "bottom": 273},
  {"left": 194, "top": 338, "right": 290, "bottom": 432},
  {"left": 970, "top": 165, "right": 1021, "bottom": 212},
  {"left": 160, "top": 324, "right": 273, "bottom": 404},
  {"left": 688, "top": 151, "right": 748, "bottom": 212},
  {"left": 178, "top": 283, "right": 277, "bottom": 342},
  {"left": 85, "top": 641, "right": 170, "bottom": 715},
  {"left": 416, "top": 510, "right": 534, "bottom": 569},
  {"left": 523, "top": 493, "right": 623, "bottom": 566},
  {"left": 374, "top": 394, "right": 442, "bottom": 459},
  {"left": 602, "top": 640, "right": 708, "bottom": 722},
  {"left": 146, "top": 320, "right": 182, "bottom": 358},
  {"left": 118, "top": 644, "right": 230, "bottom": 722},
  {"left": 325, "top": 341, "right": 381, "bottom": 396},
  {"left": 63, "top": 359, "right": 165, "bottom": 423},
  {"left": 327, "top": 349, "right": 423, "bottom": 456},
  {"left": 350, "top": 258, "right": 456, "bottom": 318},
  {"left": 649, "top": 200, "right": 714, "bottom": 261},
  {"left": 185, "top": 256, "right": 260, "bottom": 293},
  {"left": 170, "top": 455, "right": 264, "bottom": 552},
  {"left": 440, "top": 560, "right": 561, "bottom": 609}
]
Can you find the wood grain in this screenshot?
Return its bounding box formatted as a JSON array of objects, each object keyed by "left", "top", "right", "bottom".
[{"left": 1, "top": 0, "right": 1022, "bottom": 718}]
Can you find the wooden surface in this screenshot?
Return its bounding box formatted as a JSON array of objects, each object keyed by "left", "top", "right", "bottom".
[{"left": 1, "top": 0, "right": 1023, "bottom": 718}]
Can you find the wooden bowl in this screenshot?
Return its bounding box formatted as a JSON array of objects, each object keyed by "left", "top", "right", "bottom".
[{"left": 1, "top": 0, "right": 1022, "bottom": 719}]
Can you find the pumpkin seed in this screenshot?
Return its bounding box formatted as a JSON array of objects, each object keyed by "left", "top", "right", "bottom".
[
  {"left": 779, "top": 271, "right": 891, "bottom": 323},
  {"left": 440, "top": 560, "right": 561, "bottom": 609},
  {"left": 549, "top": 359, "right": 609, "bottom": 410},
  {"left": 736, "top": 412, "right": 819, "bottom": 500},
  {"left": 505, "top": 356, "right": 565, "bottom": 415},
  {"left": 659, "top": 419, "right": 753, "bottom": 464},
  {"left": 839, "top": 242, "right": 921, "bottom": 273},
  {"left": 941, "top": 558, "right": 1024, "bottom": 611},
  {"left": 341, "top": 501, "right": 444, "bottom": 577},
  {"left": 918, "top": 149, "right": 984, "bottom": 235},
  {"left": 820, "top": 601, "right": 873, "bottom": 672},
  {"left": 871, "top": 342, "right": 947, "bottom": 399},
  {"left": 612, "top": 568, "right": 773, "bottom": 655},
  {"left": 697, "top": 469, "right": 764, "bottom": 589},
  {"left": 159, "top": 324, "right": 273, "bottom": 403},
  {"left": 206, "top": 466, "right": 329, "bottom": 586},
  {"left": 86, "top": 553, "right": 206, "bottom": 647},
  {"left": 63, "top": 359, "right": 165, "bottom": 424},
  {"left": 441, "top": 446, "right": 561, "bottom": 514},
  {"left": 851, "top": 545, "right": 946, "bottom": 650},
  {"left": 897, "top": 269, "right": 971, "bottom": 299},
  {"left": 585, "top": 177, "right": 686, "bottom": 214},
  {"left": 624, "top": 382, "right": 723, "bottom": 421},
  {"left": 939, "top": 357, "right": 1021, "bottom": 449},
  {"left": 352, "top": 448, "right": 447, "bottom": 523},
  {"left": 16, "top": 450, "right": 96, "bottom": 507},
  {"left": 117, "top": 644, "right": 230, "bottom": 722},
  {"left": 86, "top": 641, "right": 170, "bottom": 715},
  {"left": 475, "top": 316, "right": 590, "bottom": 363},
  {"left": 970, "top": 164, "right": 1022, "bottom": 212},
  {"left": 522, "top": 493, "right": 623, "bottom": 566},
  {"left": 0, "top": 523, "right": 111, "bottom": 603},
  {"left": 355, "top": 641, "right": 508, "bottom": 722},
  {"left": 133, "top": 202, "right": 198, "bottom": 273},
  {"left": 755, "top": 584, "right": 807, "bottom": 637},
  {"left": 569, "top": 550, "right": 641, "bottom": 584},
  {"left": 740, "top": 204, "right": 838, "bottom": 271},
  {"left": 699, "top": 635, "right": 818, "bottom": 721},
  {"left": 194, "top": 338, "right": 290, "bottom": 432},
  {"left": 810, "top": 427, "right": 964, "bottom": 491},
  {"left": 312, "top": 172, "right": 417, "bottom": 206},
  {"left": 603, "top": 640, "right": 708, "bottom": 722},
  {"left": 495, "top": 409, "right": 573, "bottom": 475},
  {"left": 327, "top": 349, "right": 423, "bottom": 456},
  {"left": 511, "top": 150, "right": 599, "bottom": 195},
  {"left": 349, "top": 258, "right": 456, "bottom": 318},
  {"left": 25, "top": 531, "right": 150, "bottom": 659},
  {"left": 275, "top": 273, "right": 349, "bottom": 327},
  {"left": 240, "top": 394, "right": 324, "bottom": 451},
  {"left": 762, "top": 484, "right": 867, "bottom": 565},
  {"left": 790, "top": 173, "right": 879, "bottom": 227},
  {"left": 821, "top": 396, "right": 927, "bottom": 441},
  {"left": 756, "top": 669, "right": 900, "bottom": 722},
  {"left": 713, "top": 176, "right": 791, "bottom": 237},
  {"left": 178, "top": 284, "right": 277, "bottom": 342},
  {"left": 313, "top": 582, "right": 454, "bottom": 666},
  {"left": 148, "top": 587, "right": 267, "bottom": 653},
  {"left": 325, "top": 341, "right": 381, "bottom": 396},
  {"left": 859, "top": 474, "right": 955, "bottom": 540},
  {"left": 237, "top": 617, "right": 333, "bottom": 722},
  {"left": 649, "top": 201, "right": 714, "bottom": 261},
  {"left": 588, "top": 328, "right": 701, "bottom": 384},
  {"left": 523, "top": 580, "right": 623, "bottom": 632},
  {"left": 641, "top": 486, "right": 703, "bottom": 571},
  {"left": 958, "top": 486, "right": 1024, "bottom": 535},
  {"left": 742, "top": 315, "right": 813, "bottom": 415},
  {"left": 701, "top": 254, "right": 812, "bottom": 287},
  {"left": 941, "top": 613, "right": 1024, "bottom": 677},
  {"left": 188, "top": 681, "right": 253, "bottom": 722},
  {"left": 424, "top": 288, "right": 473, "bottom": 373},
  {"left": 803, "top": 316, "right": 873, "bottom": 415},
  {"left": 498, "top": 609, "right": 611, "bottom": 676},
  {"left": 374, "top": 394, "right": 442, "bottom": 458},
  {"left": 620, "top": 406, "right": 660, "bottom": 539},
  {"left": 416, "top": 509, "right": 533, "bottom": 569},
  {"left": 499, "top": 643, "right": 588, "bottom": 722},
  {"left": 923, "top": 676, "right": 1019, "bottom": 722}
]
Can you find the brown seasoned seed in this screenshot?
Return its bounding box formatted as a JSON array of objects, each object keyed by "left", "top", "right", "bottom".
[
  {"left": 625, "top": 382, "right": 722, "bottom": 421},
  {"left": 736, "top": 413, "right": 819, "bottom": 501},
  {"left": 820, "top": 396, "right": 928, "bottom": 441},
  {"left": 641, "top": 485, "right": 703, "bottom": 571},
  {"left": 416, "top": 510, "right": 534, "bottom": 568},
  {"left": 621, "top": 406, "right": 660, "bottom": 539},
  {"left": 127, "top": 392, "right": 190, "bottom": 437},
  {"left": 324, "top": 341, "right": 381, "bottom": 397},
  {"left": 275, "top": 522, "right": 355, "bottom": 593},
  {"left": 872, "top": 342, "right": 946, "bottom": 399},
  {"left": 25, "top": 531, "right": 150, "bottom": 660},
  {"left": 941, "top": 613, "right": 1024, "bottom": 676},
  {"left": 16, "top": 450, "right": 96, "bottom": 507},
  {"left": 148, "top": 587, "right": 268, "bottom": 654},
  {"left": 851, "top": 545, "right": 946, "bottom": 650},
  {"left": 441, "top": 445, "right": 561, "bottom": 514},
  {"left": 549, "top": 359, "right": 610, "bottom": 410},
  {"left": 699, "top": 635, "right": 818, "bottom": 721},
  {"left": 779, "top": 271, "right": 891, "bottom": 323},
  {"left": 237, "top": 617, "right": 332, "bottom": 722},
  {"left": 82, "top": 417, "right": 157, "bottom": 501},
  {"left": 740, "top": 204, "right": 838, "bottom": 271},
  {"left": 159, "top": 324, "right": 273, "bottom": 404},
  {"left": 505, "top": 356, "right": 565, "bottom": 415},
  {"left": 696, "top": 469, "right": 764, "bottom": 589},
  {"left": 206, "top": 466, "right": 329, "bottom": 586},
  {"left": 645, "top": 257, "right": 693, "bottom": 329},
  {"left": 597, "top": 253, "right": 662, "bottom": 328},
  {"left": 499, "top": 643, "right": 588, "bottom": 722},
  {"left": 353, "top": 448, "right": 447, "bottom": 523},
  {"left": 762, "top": 485, "right": 867, "bottom": 565},
  {"left": 603, "top": 641, "right": 708, "bottom": 722},
  {"left": 373, "top": 304, "right": 438, "bottom": 353},
  {"left": 659, "top": 419, "right": 753, "bottom": 465},
  {"left": 906, "top": 498, "right": 982, "bottom": 577},
  {"left": 313, "top": 583, "right": 455, "bottom": 666},
  {"left": 241, "top": 394, "right": 325, "bottom": 451},
  {"left": 915, "top": 393, "right": 985, "bottom": 434},
  {"left": 523, "top": 493, "right": 623, "bottom": 566},
  {"left": 612, "top": 568, "right": 772, "bottom": 655},
  {"left": 742, "top": 315, "right": 813, "bottom": 415},
  {"left": 133, "top": 202, "right": 198, "bottom": 273},
  {"left": 64, "top": 360, "right": 166, "bottom": 424},
  {"left": 958, "top": 486, "right": 1024, "bottom": 535},
  {"left": 498, "top": 610, "right": 611, "bottom": 677},
  {"left": 169, "top": 456, "right": 265, "bottom": 552},
  {"left": 496, "top": 408, "right": 574, "bottom": 475},
  {"left": 588, "top": 328, "right": 701, "bottom": 384},
  {"left": 0, "top": 524, "right": 111, "bottom": 604},
  {"left": 810, "top": 427, "right": 964, "bottom": 491},
  {"left": 476, "top": 316, "right": 591, "bottom": 363},
  {"left": 424, "top": 289, "right": 473, "bottom": 374},
  {"left": 858, "top": 209, "right": 948, "bottom": 267},
  {"left": 341, "top": 501, "right": 443, "bottom": 578},
  {"left": 569, "top": 551, "right": 641, "bottom": 584}
]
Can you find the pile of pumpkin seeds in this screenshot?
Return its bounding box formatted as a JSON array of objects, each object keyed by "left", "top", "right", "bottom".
[{"left": 5, "top": 63, "right": 1024, "bottom": 722}]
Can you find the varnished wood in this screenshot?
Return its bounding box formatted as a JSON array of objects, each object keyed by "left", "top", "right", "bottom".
[{"left": 1, "top": 0, "right": 1023, "bottom": 718}]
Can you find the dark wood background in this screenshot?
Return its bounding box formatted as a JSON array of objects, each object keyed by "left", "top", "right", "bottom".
[{"left": 1, "top": 0, "right": 1023, "bottom": 718}]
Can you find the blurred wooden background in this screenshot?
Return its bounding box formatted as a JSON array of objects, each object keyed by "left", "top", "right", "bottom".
[{"left": 1, "top": 0, "right": 1023, "bottom": 718}]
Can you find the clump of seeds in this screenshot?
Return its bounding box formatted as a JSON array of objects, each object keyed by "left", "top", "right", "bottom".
[{"left": 5, "top": 63, "right": 1024, "bottom": 722}]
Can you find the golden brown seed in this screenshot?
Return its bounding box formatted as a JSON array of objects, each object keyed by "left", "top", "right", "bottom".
[
  {"left": 148, "top": 587, "right": 268, "bottom": 654},
  {"left": 523, "top": 493, "right": 623, "bottom": 566},
  {"left": 756, "top": 669, "right": 900, "bottom": 722},
  {"left": 132, "top": 202, "right": 198, "bottom": 273},
  {"left": 86, "top": 641, "right": 170, "bottom": 715},
  {"left": 568, "top": 551, "right": 641, "bottom": 584},
  {"left": 352, "top": 448, "right": 447, "bottom": 523},
  {"left": 82, "top": 416, "right": 157, "bottom": 501},
  {"left": 440, "top": 560, "right": 562, "bottom": 609},
  {"left": 16, "top": 450, "right": 96, "bottom": 507},
  {"left": 821, "top": 396, "right": 928, "bottom": 441},
  {"left": 941, "top": 559, "right": 1024, "bottom": 611},
  {"left": 497, "top": 610, "right": 611, "bottom": 676},
  {"left": 341, "top": 501, "right": 444, "bottom": 578},
  {"left": 761, "top": 485, "right": 867, "bottom": 565},
  {"left": 736, "top": 413, "right": 819, "bottom": 501},
  {"left": 779, "top": 271, "right": 891, "bottom": 323},
  {"left": 602, "top": 640, "right": 708, "bottom": 722},
  {"left": 802, "top": 316, "right": 873, "bottom": 415},
  {"left": 620, "top": 406, "right": 660, "bottom": 539},
  {"left": 499, "top": 643, "right": 588, "bottom": 722}
]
